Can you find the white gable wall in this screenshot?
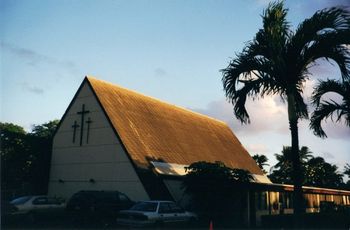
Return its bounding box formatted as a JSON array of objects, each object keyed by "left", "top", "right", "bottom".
[{"left": 48, "top": 82, "right": 149, "bottom": 201}]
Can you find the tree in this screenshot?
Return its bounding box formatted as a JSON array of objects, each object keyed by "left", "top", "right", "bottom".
[
  {"left": 26, "top": 120, "right": 60, "bottom": 194},
  {"left": 252, "top": 154, "right": 269, "bottom": 173},
  {"left": 269, "top": 146, "right": 312, "bottom": 184},
  {"left": 310, "top": 80, "right": 350, "bottom": 138},
  {"left": 269, "top": 146, "right": 344, "bottom": 189},
  {"left": 304, "top": 157, "right": 343, "bottom": 188},
  {"left": 31, "top": 120, "right": 60, "bottom": 139},
  {"left": 343, "top": 163, "right": 350, "bottom": 188},
  {"left": 1, "top": 121, "right": 59, "bottom": 199},
  {"left": 344, "top": 163, "right": 350, "bottom": 178},
  {"left": 182, "top": 161, "right": 252, "bottom": 227},
  {"left": 221, "top": 1, "right": 350, "bottom": 214},
  {"left": 1, "top": 123, "right": 31, "bottom": 197}
]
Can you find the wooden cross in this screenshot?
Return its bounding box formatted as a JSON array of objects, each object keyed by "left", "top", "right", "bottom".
[
  {"left": 86, "top": 117, "right": 93, "bottom": 144},
  {"left": 71, "top": 121, "right": 80, "bottom": 143},
  {"left": 77, "top": 104, "right": 90, "bottom": 146}
]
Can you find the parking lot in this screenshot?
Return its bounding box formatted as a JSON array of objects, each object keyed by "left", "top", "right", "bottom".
[
  {"left": 2, "top": 214, "right": 203, "bottom": 230},
  {"left": 2, "top": 193, "right": 202, "bottom": 230}
]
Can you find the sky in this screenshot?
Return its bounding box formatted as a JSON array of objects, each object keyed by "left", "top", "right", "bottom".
[{"left": 1, "top": 0, "right": 349, "bottom": 173}]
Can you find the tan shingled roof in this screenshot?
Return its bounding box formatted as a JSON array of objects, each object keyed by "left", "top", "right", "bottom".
[{"left": 87, "top": 76, "right": 263, "bottom": 175}]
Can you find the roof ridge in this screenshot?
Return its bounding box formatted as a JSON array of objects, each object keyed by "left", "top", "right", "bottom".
[{"left": 86, "top": 75, "right": 227, "bottom": 125}]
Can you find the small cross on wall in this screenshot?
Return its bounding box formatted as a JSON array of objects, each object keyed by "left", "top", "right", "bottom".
[
  {"left": 86, "top": 117, "right": 93, "bottom": 144},
  {"left": 71, "top": 121, "right": 80, "bottom": 143},
  {"left": 77, "top": 104, "right": 90, "bottom": 146}
]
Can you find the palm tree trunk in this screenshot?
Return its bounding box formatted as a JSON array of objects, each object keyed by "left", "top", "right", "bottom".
[{"left": 287, "top": 93, "right": 304, "bottom": 217}]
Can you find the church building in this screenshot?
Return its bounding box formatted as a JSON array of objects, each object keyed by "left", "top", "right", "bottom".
[
  {"left": 48, "top": 76, "right": 266, "bottom": 201},
  {"left": 48, "top": 76, "right": 350, "bottom": 226}
]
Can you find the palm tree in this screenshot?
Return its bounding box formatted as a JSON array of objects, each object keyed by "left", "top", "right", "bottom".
[
  {"left": 252, "top": 154, "right": 269, "bottom": 173},
  {"left": 270, "top": 146, "right": 312, "bottom": 184},
  {"left": 310, "top": 79, "right": 350, "bottom": 137},
  {"left": 221, "top": 2, "right": 350, "bottom": 214},
  {"left": 274, "top": 146, "right": 312, "bottom": 168}
]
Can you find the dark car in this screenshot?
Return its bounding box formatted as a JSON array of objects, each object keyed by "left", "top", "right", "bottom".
[{"left": 66, "top": 190, "right": 134, "bottom": 224}]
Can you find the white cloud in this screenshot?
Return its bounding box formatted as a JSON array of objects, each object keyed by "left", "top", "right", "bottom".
[
  {"left": 193, "top": 95, "right": 289, "bottom": 135},
  {"left": 246, "top": 143, "right": 269, "bottom": 154}
]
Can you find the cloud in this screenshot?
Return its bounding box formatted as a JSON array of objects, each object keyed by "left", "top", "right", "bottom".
[
  {"left": 246, "top": 143, "right": 269, "bottom": 154},
  {"left": 154, "top": 68, "right": 167, "bottom": 78},
  {"left": 192, "top": 78, "right": 349, "bottom": 140},
  {"left": 21, "top": 82, "right": 44, "bottom": 95},
  {"left": 307, "top": 59, "right": 342, "bottom": 80},
  {"left": 2, "top": 42, "right": 78, "bottom": 74},
  {"left": 322, "top": 151, "right": 335, "bottom": 159},
  {"left": 192, "top": 95, "right": 289, "bottom": 135}
]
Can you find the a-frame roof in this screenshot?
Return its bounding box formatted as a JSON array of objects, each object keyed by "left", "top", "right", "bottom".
[{"left": 86, "top": 76, "right": 263, "bottom": 175}]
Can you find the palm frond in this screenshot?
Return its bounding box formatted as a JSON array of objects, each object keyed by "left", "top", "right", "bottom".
[
  {"left": 289, "top": 6, "right": 350, "bottom": 60},
  {"left": 301, "top": 30, "right": 350, "bottom": 80},
  {"left": 262, "top": 1, "right": 291, "bottom": 41},
  {"left": 310, "top": 101, "right": 348, "bottom": 137},
  {"left": 222, "top": 52, "right": 286, "bottom": 123},
  {"left": 311, "top": 79, "right": 345, "bottom": 106}
]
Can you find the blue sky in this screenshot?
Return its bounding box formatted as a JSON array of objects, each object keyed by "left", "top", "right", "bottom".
[{"left": 1, "top": 0, "right": 349, "bottom": 172}]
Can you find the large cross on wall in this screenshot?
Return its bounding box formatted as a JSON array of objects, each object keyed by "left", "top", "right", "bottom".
[{"left": 72, "top": 104, "right": 93, "bottom": 146}]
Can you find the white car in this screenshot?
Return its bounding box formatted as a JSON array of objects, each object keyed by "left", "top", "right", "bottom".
[
  {"left": 117, "top": 200, "right": 197, "bottom": 227},
  {"left": 10, "top": 195, "right": 65, "bottom": 222}
]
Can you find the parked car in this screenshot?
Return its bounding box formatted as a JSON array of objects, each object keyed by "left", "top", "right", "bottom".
[
  {"left": 66, "top": 190, "right": 134, "bottom": 224},
  {"left": 10, "top": 195, "right": 65, "bottom": 222},
  {"left": 117, "top": 201, "right": 197, "bottom": 227}
]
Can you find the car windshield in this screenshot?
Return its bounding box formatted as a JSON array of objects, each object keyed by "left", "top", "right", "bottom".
[
  {"left": 11, "top": 196, "right": 32, "bottom": 205},
  {"left": 130, "top": 202, "right": 158, "bottom": 212}
]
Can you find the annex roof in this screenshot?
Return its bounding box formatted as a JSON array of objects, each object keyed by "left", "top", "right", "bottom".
[{"left": 86, "top": 76, "right": 263, "bottom": 175}]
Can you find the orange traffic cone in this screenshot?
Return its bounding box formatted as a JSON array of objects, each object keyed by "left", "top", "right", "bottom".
[{"left": 209, "top": 220, "right": 213, "bottom": 230}]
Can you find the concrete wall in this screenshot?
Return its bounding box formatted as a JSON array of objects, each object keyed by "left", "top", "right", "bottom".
[{"left": 48, "top": 82, "right": 149, "bottom": 201}]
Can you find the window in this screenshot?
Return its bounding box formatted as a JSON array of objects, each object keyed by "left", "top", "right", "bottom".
[
  {"left": 333, "top": 195, "right": 343, "bottom": 205},
  {"left": 304, "top": 193, "right": 319, "bottom": 208},
  {"left": 269, "top": 192, "right": 279, "bottom": 211},
  {"left": 11, "top": 196, "right": 31, "bottom": 205},
  {"left": 131, "top": 202, "right": 158, "bottom": 212},
  {"left": 279, "top": 192, "right": 293, "bottom": 209},
  {"left": 169, "top": 202, "right": 184, "bottom": 213},
  {"left": 47, "top": 197, "right": 61, "bottom": 205},
  {"left": 159, "top": 203, "right": 171, "bottom": 213},
  {"left": 119, "top": 194, "right": 129, "bottom": 202},
  {"left": 33, "top": 197, "right": 48, "bottom": 205},
  {"left": 255, "top": 191, "right": 268, "bottom": 210}
]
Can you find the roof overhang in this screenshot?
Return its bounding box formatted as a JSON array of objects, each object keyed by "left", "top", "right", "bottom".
[
  {"left": 249, "top": 182, "right": 350, "bottom": 195},
  {"left": 150, "top": 161, "right": 272, "bottom": 183},
  {"left": 150, "top": 161, "right": 350, "bottom": 196}
]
